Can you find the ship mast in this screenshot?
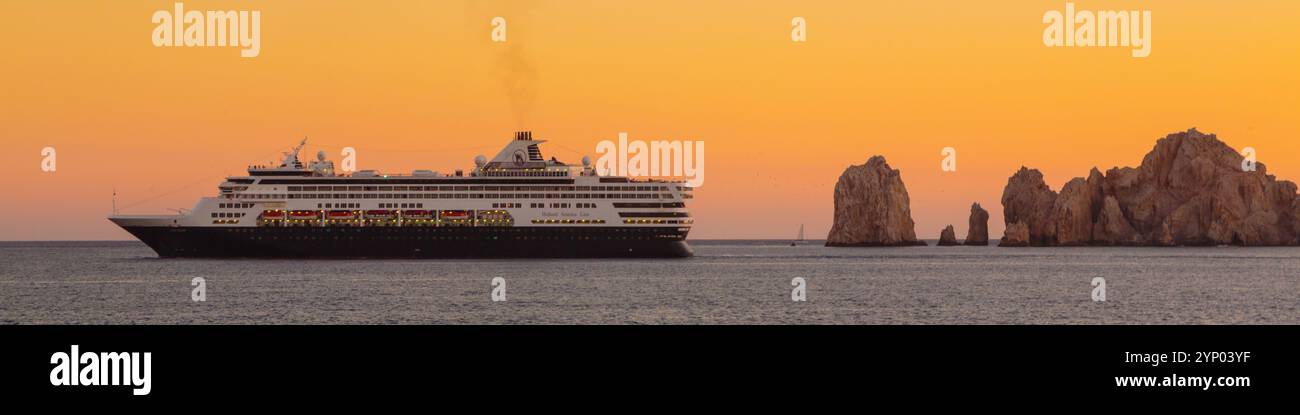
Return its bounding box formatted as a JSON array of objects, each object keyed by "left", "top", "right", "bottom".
[{"left": 281, "top": 137, "right": 308, "bottom": 167}]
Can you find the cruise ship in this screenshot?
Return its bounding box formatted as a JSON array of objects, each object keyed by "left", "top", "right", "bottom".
[{"left": 109, "top": 132, "right": 694, "bottom": 258}]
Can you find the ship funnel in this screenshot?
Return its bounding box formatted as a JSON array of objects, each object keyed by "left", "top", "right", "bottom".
[{"left": 514, "top": 131, "right": 534, "bottom": 141}]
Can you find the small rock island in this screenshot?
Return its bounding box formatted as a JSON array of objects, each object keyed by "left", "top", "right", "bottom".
[{"left": 826, "top": 156, "right": 926, "bottom": 246}]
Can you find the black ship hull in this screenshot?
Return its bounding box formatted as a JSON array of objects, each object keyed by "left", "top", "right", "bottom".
[{"left": 117, "top": 226, "right": 693, "bottom": 258}]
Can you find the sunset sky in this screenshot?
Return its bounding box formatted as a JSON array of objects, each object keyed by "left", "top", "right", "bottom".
[{"left": 2, "top": 0, "right": 1298, "bottom": 240}]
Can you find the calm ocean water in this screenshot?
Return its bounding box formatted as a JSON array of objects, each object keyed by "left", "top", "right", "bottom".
[{"left": 1, "top": 241, "right": 1297, "bottom": 324}]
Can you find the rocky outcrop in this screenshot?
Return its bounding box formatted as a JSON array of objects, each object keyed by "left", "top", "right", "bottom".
[
  {"left": 999, "top": 221, "right": 1030, "bottom": 247},
  {"left": 1289, "top": 199, "right": 1300, "bottom": 244},
  {"left": 1001, "top": 167, "right": 1058, "bottom": 245},
  {"left": 826, "top": 156, "right": 926, "bottom": 246},
  {"left": 964, "top": 203, "right": 990, "bottom": 245},
  {"left": 1000, "top": 128, "right": 1300, "bottom": 246},
  {"left": 1051, "top": 177, "right": 1095, "bottom": 245},
  {"left": 937, "top": 225, "right": 959, "bottom": 246},
  {"left": 1092, "top": 196, "right": 1141, "bottom": 245},
  {"left": 1295, "top": 200, "right": 1300, "bottom": 244}
]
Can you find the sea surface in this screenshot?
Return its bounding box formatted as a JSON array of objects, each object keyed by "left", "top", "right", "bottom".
[{"left": 1, "top": 240, "right": 1297, "bottom": 324}]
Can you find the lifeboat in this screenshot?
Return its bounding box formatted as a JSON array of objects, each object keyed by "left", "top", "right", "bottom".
[
  {"left": 439, "top": 210, "right": 470, "bottom": 219},
  {"left": 327, "top": 210, "right": 358, "bottom": 219},
  {"left": 402, "top": 210, "right": 433, "bottom": 220},
  {"left": 260, "top": 210, "right": 286, "bottom": 219},
  {"left": 289, "top": 210, "right": 320, "bottom": 219},
  {"left": 364, "top": 210, "right": 396, "bottom": 219}
]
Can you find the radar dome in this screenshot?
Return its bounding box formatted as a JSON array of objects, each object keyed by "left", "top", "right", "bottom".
[
  {"left": 474, "top": 155, "right": 487, "bottom": 167},
  {"left": 581, "top": 156, "right": 591, "bottom": 167},
  {"left": 317, "top": 150, "right": 327, "bottom": 161}
]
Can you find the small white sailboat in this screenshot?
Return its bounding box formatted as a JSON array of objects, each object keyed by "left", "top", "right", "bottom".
[{"left": 790, "top": 224, "right": 806, "bottom": 246}]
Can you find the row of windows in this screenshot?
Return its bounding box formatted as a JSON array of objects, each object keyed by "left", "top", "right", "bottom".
[
  {"left": 222, "top": 227, "right": 681, "bottom": 234},
  {"left": 228, "top": 193, "right": 675, "bottom": 200},
  {"left": 317, "top": 203, "right": 361, "bottom": 209},
  {"left": 480, "top": 171, "right": 569, "bottom": 177},
  {"left": 377, "top": 203, "right": 424, "bottom": 209},
  {"left": 526, "top": 202, "right": 601, "bottom": 209},
  {"left": 231, "top": 235, "right": 676, "bottom": 241},
  {"left": 492, "top": 203, "right": 523, "bottom": 208},
  {"left": 307, "top": 202, "right": 426, "bottom": 209},
  {"left": 218, "top": 203, "right": 254, "bottom": 209},
  {"left": 211, "top": 212, "right": 248, "bottom": 218},
  {"left": 530, "top": 219, "right": 607, "bottom": 224},
  {"left": 612, "top": 202, "right": 686, "bottom": 208},
  {"left": 623, "top": 219, "right": 693, "bottom": 224},
  {"left": 618, "top": 212, "right": 692, "bottom": 218},
  {"left": 284, "top": 185, "right": 669, "bottom": 192},
  {"left": 256, "top": 220, "right": 509, "bottom": 228}
]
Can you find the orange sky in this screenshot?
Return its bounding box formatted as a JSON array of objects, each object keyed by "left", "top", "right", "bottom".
[{"left": 2, "top": 0, "right": 1298, "bottom": 240}]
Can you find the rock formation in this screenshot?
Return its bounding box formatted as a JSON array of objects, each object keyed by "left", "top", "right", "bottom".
[
  {"left": 1092, "top": 196, "right": 1140, "bottom": 244},
  {"left": 1295, "top": 200, "right": 1300, "bottom": 244},
  {"left": 999, "top": 222, "right": 1030, "bottom": 247},
  {"left": 826, "top": 156, "right": 926, "bottom": 246},
  {"left": 1000, "top": 167, "right": 1058, "bottom": 245},
  {"left": 937, "top": 225, "right": 959, "bottom": 246},
  {"left": 1050, "top": 177, "right": 1096, "bottom": 246},
  {"left": 999, "top": 128, "right": 1300, "bottom": 246},
  {"left": 964, "top": 203, "right": 990, "bottom": 245}
]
